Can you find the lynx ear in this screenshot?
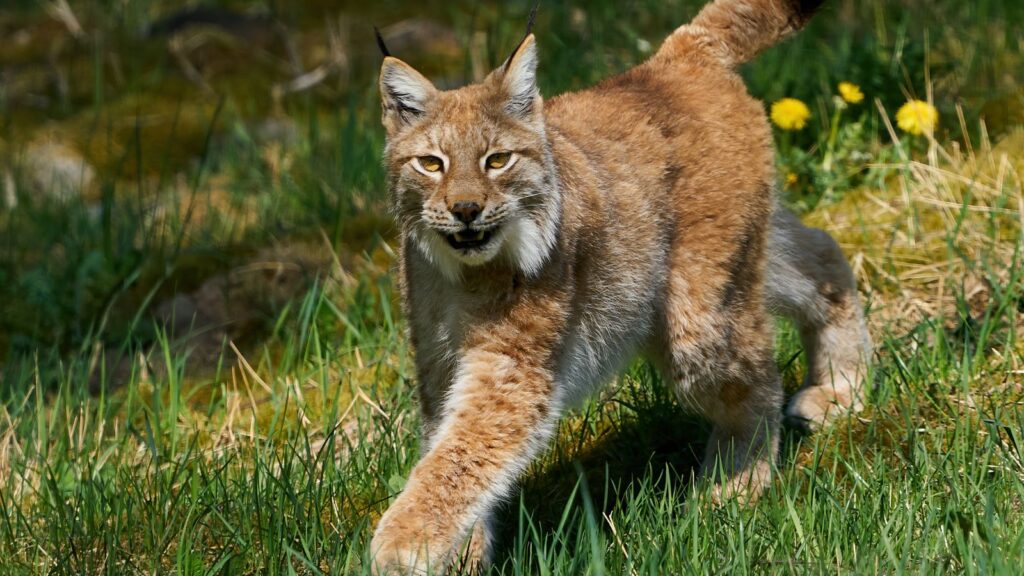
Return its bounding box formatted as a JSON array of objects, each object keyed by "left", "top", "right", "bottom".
[
  {"left": 500, "top": 34, "right": 540, "bottom": 120},
  {"left": 380, "top": 57, "right": 437, "bottom": 132}
]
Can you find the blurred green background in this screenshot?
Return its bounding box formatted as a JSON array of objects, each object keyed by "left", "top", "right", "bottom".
[
  {"left": 0, "top": 1, "right": 1019, "bottom": 358},
  {"left": 1, "top": 0, "right": 1022, "bottom": 364}
]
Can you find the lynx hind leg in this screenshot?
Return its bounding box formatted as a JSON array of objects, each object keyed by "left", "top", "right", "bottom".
[
  {"left": 661, "top": 263, "right": 783, "bottom": 503},
  {"left": 766, "top": 208, "right": 872, "bottom": 430},
  {"left": 698, "top": 361, "right": 783, "bottom": 504}
]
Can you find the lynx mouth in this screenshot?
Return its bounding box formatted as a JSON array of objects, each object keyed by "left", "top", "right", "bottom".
[{"left": 445, "top": 228, "right": 496, "bottom": 250}]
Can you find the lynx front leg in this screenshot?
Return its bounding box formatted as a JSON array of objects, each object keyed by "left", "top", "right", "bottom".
[
  {"left": 453, "top": 510, "right": 497, "bottom": 574},
  {"left": 370, "top": 344, "right": 560, "bottom": 574}
]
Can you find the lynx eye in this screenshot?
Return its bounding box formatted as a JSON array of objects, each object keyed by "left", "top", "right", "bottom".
[
  {"left": 485, "top": 152, "right": 512, "bottom": 170},
  {"left": 416, "top": 155, "right": 444, "bottom": 173}
]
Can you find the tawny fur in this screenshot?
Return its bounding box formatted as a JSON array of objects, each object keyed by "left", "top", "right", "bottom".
[{"left": 370, "top": 0, "right": 870, "bottom": 573}]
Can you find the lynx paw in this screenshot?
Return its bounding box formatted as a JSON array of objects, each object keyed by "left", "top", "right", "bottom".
[
  {"left": 700, "top": 458, "right": 773, "bottom": 506},
  {"left": 369, "top": 538, "right": 430, "bottom": 576},
  {"left": 784, "top": 379, "right": 860, "bottom": 432},
  {"left": 370, "top": 514, "right": 436, "bottom": 576}
]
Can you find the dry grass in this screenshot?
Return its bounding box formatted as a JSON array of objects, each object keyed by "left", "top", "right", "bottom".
[{"left": 810, "top": 120, "right": 1024, "bottom": 335}]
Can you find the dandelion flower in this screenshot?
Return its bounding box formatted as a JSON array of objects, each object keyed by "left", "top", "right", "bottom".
[
  {"left": 838, "top": 82, "right": 864, "bottom": 104},
  {"left": 785, "top": 172, "right": 799, "bottom": 187},
  {"left": 771, "top": 98, "right": 811, "bottom": 131},
  {"left": 896, "top": 100, "right": 939, "bottom": 136}
]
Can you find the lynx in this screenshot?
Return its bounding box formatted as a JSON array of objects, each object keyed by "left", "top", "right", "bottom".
[{"left": 370, "top": 0, "right": 871, "bottom": 572}]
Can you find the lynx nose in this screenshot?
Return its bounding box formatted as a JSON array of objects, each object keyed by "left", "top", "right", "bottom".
[{"left": 450, "top": 201, "right": 482, "bottom": 224}]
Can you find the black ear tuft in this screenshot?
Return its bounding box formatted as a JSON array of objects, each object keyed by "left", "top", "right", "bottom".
[
  {"left": 525, "top": 1, "right": 540, "bottom": 37},
  {"left": 791, "top": 0, "right": 827, "bottom": 20},
  {"left": 374, "top": 25, "right": 391, "bottom": 58},
  {"left": 504, "top": 2, "right": 541, "bottom": 72}
]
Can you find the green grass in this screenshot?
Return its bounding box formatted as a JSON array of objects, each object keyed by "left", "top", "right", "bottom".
[
  {"left": 2, "top": 0, "right": 1024, "bottom": 573},
  {"left": 2, "top": 279, "right": 1023, "bottom": 574}
]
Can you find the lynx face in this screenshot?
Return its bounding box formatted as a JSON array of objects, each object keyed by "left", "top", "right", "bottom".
[{"left": 380, "top": 37, "right": 559, "bottom": 279}]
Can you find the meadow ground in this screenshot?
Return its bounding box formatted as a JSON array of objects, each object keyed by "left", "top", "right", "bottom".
[{"left": 1, "top": 0, "right": 1023, "bottom": 573}]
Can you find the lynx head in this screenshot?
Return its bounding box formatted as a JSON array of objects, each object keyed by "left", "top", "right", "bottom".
[{"left": 379, "top": 34, "right": 560, "bottom": 281}]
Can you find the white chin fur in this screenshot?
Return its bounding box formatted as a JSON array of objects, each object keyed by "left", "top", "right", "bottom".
[
  {"left": 456, "top": 236, "right": 504, "bottom": 267},
  {"left": 413, "top": 228, "right": 464, "bottom": 282},
  {"left": 414, "top": 214, "right": 556, "bottom": 282},
  {"left": 503, "top": 215, "right": 556, "bottom": 277}
]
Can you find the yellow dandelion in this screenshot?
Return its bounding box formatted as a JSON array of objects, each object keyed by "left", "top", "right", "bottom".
[
  {"left": 785, "top": 172, "right": 799, "bottom": 187},
  {"left": 771, "top": 98, "right": 811, "bottom": 131},
  {"left": 896, "top": 100, "right": 939, "bottom": 136},
  {"left": 838, "top": 82, "right": 864, "bottom": 104}
]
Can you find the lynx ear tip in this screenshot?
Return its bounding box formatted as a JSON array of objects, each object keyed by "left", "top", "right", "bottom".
[{"left": 502, "top": 6, "right": 541, "bottom": 72}]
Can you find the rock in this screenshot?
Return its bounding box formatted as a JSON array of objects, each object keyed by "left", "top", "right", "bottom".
[
  {"left": 23, "top": 140, "right": 95, "bottom": 200},
  {"left": 90, "top": 245, "right": 325, "bottom": 391},
  {"left": 380, "top": 18, "right": 460, "bottom": 59},
  {"left": 145, "top": 6, "right": 279, "bottom": 42},
  {"left": 151, "top": 293, "right": 205, "bottom": 336},
  {"left": 146, "top": 248, "right": 316, "bottom": 377},
  {"left": 249, "top": 116, "right": 299, "bottom": 147},
  {"left": 3, "top": 170, "right": 15, "bottom": 208}
]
